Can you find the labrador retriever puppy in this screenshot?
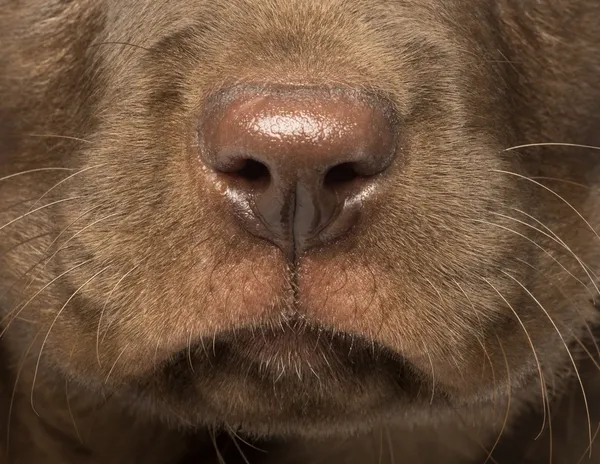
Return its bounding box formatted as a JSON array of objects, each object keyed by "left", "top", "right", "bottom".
[{"left": 1, "top": 1, "right": 600, "bottom": 463}]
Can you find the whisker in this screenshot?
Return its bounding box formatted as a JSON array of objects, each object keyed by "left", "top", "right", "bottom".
[
  {"left": 36, "top": 211, "right": 122, "bottom": 275},
  {"left": 452, "top": 279, "right": 498, "bottom": 405},
  {"left": 47, "top": 206, "right": 102, "bottom": 250},
  {"left": 424, "top": 343, "right": 436, "bottom": 405},
  {"left": 571, "top": 336, "right": 600, "bottom": 375},
  {"left": 502, "top": 270, "right": 593, "bottom": 456},
  {"left": 528, "top": 177, "right": 590, "bottom": 189},
  {"left": 0, "top": 233, "right": 52, "bottom": 260},
  {"left": 224, "top": 426, "right": 266, "bottom": 454},
  {"left": 104, "top": 343, "right": 130, "bottom": 386},
  {"left": 25, "top": 134, "right": 92, "bottom": 144},
  {"left": 0, "top": 259, "right": 94, "bottom": 337},
  {"left": 483, "top": 337, "right": 512, "bottom": 464},
  {"left": 10, "top": 206, "right": 102, "bottom": 298},
  {"left": 0, "top": 167, "right": 75, "bottom": 184},
  {"left": 187, "top": 331, "right": 195, "bottom": 375},
  {"left": 504, "top": 142, "right": 600, "bottom": 152},
  {"left": 65, "top": 375, "right": 83, "bottom": 444},
  {"left": 31, "top": 266, "right": 111, "bottom": 415},
  {"left": 581, "top": 321, "right": 600, "bottom": 362},
  {"left": 0, "top": 197, "right": 43, "bottom": 215},
  {"left": 225, "top": 427, "right": 251, "bottom": 464},
  {"left": 5, "top": 330, "right": 41, "bottom": 459},
  {"left": 26, "top": 164, "right": 105, "bottom": 211},
  {"left": 199, "top": 337, "right": 213, "bottom": 366},
  {"left": 577, "top": 421, "right": 600, "bottom": 464},
  {"left": 509, "top": 207, "right": 600, "bottom": 286},
  {"left": 425, "top": 277, "right": 473, "bottom": 344},
  {"left": 0, "top": 253, "right": 53, "bottom": 311},
  {"left": 153, "top": 336, "right": 163, "bottom": 372},
  {"left": 515, "top": 254, "right": 600, "bottom": 362},
  {"left": 496, "top": 49, "right": 518, "bottom": 73},
  {"left": 97, "top": 265, "right": 139, "bottom": 367},
  {"left": 0, "top": 196, "right": 82, "bottom": 233},
  {"left": 477, "top": 215, "right": 597, "bottom": 296},
  {"left": 210, "top": 428, "right": 227, "bottom": 464},
  {"left": 484, "top": 278, "right": 548, "bottom": 439},
  {"left": 492, "top": 170, "right": 600, "bottom": 244}
]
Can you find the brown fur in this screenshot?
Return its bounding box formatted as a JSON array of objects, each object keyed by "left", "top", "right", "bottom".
[{"left": 1, "top": 0, "right": 600, "bottom": 462}]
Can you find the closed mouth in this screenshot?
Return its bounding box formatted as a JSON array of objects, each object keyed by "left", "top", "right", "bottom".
[{"left": 162, "top": 320, "right": 429, "bottom": 401}]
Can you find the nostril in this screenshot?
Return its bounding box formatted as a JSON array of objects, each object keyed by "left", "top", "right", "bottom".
[
  {"left": 237, "top": 159, "right": 270, "bottom": 183},
  {"left": 324, "top": 162, "right": 364, "bottom": 189},
  {"left": 220, "top": 158, "right": 271, "bottom": 189}
]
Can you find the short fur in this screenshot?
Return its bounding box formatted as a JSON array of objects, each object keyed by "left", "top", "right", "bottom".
[{"left": 1, "top": 0, "right": 600, "bottom": 463}]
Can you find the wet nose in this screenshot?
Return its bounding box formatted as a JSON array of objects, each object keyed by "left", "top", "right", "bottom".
[{"left": 198, "top": 86, "right": 398, "bottom": 260}]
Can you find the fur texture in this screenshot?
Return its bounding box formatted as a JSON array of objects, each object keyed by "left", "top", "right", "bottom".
[{"left": 1, "top": 0, "right": 600, "bottom": 462}]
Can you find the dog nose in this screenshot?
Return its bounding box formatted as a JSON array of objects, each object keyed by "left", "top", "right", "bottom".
[{"left": 199, "top": 86, "right": 398, "bottom": 260}]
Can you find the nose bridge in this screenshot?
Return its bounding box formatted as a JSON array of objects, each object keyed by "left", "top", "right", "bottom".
[
  {"left": 226, "top": 0, "right": 359, "bottom": 66},
  {"left": 182, "top": 0, "right": 400, "bottom": 98}
]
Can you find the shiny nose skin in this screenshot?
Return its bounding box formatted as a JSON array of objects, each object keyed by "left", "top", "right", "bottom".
[{"left": 199, "top": 86, "right": 398, "bottom": 260}]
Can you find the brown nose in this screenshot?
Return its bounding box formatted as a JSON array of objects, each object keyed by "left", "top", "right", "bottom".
[{"left": 199, "top": 86, "right": 398, "bottom": 260}]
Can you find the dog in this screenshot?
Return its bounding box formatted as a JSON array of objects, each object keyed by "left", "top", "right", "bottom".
[{"left": 1, "top": 1, "right": 600, "bottom": 462}]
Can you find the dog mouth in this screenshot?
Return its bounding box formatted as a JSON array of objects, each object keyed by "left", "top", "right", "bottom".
[
  {"left": 206, "top": 320, "right": 407, "bottom": 377},
  {"left": 98, "top": 242, "right": 509, "bottom": 429},
  {"left": 167, "top": 317, "right": 411, "bottom": 376},
  {"left": 140, "top": 320, "right": 439, "bottom": 429}
]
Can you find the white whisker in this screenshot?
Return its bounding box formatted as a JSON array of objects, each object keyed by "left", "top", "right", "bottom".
[
  {"left": 504, "top": 142, "right": 600, "bottom": 152},
  {"left": 493, "top": 170, "right": 600, "bottom": 244},
  {"left": 502, "top": 270, "right": 593, "bottom": 456},
  {"left": 0, "top": 167, "right": 75, "bottom": 183},
  {"left": 484, "top": 278, "right": 548, "bottom": 439},
  {"left": 0, "top": 196, "right": 82, "bottom": 233},
  {"left": 31, "top": 266, "right": 111, "bottom": 415}
]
